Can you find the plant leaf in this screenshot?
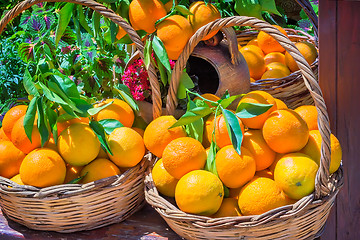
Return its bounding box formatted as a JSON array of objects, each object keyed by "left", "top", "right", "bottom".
[
  {"left": 236, "top": 102, "right": 273, "bottom": 118},
  {"left": 189, "top": 107, "right": 212, "bottom": 117},
  {"left": 234, "top": 0, "right": 263, "bottom": 20},
  {"left": 51, "top": 73, "right": 80, "bottom": 99},
  {"left": 36, "top": 97, "right": 49, "bottom": 147},
  {"left": 99, "top": 119, "right": 124, "bottom": 135},
  {"left": 185, "top": 118, "right": 204, "bottom": 143},
  {"left": 23, "top": 68, "right": 38, "bottom": 96},
  {"left": 87, "top": 100, "right": 113, "bottom": 116},
  {"left": 45, "top": 104, "right": 58, "bottom": 143},
  {"left": 219, "top": 94, "right": 243, "bottom": 109},
  {"left": 222, "top": 109, "right": 243, "bottom": 155},
  {"left": 113, "top": 87, "right": 139, "bottom": 112},
  {"left": 77, "top": 5, "right": 93, "bottom": 35},
  {"left": 180, "top": 71, "right": 194, "bottom": 89},
  {"left": 152, "top": 36, "right": 171, "bottom": 72},
  {"left": 55, "top": 3, "right": 75, "bottom": 46},
  {"left": 23, "top": 96, "right": 38, "bottom": 143},
  {"left": 70, "top": 97, "right": 92, "bottom": 116},
  {"left": 144, "top": 39, "right": 152, "bottom": 70},
  {"left": 204, "top": 141, "right": 218, "bottom": 176},
  {"left": 38, "top": 82, "right": 68, "bottom": 105},
  {"left": 89, "top": 120, "right": 113, "bottom": 156},
  {"left": 259, "top": 0, "right": 281, "bottom": 16},
  {"left": 175, "top": 5, "right": 193, "bottom": 16}
]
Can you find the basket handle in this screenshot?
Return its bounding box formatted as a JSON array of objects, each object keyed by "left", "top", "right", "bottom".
[
  {"left": 295, "top": 0, "right": 318, "bottom": 40},
  {"left": 166, "top": 16, "right": 331, "bottom": 199},
  {"left": 0, "top": 0, "right": 162, "bottom": 119}
]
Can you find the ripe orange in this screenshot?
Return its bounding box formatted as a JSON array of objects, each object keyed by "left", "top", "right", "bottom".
[
  {"left": 129, "top": 0, "right": 167, "bottom": 33},
  {"left": 144, "top": 115, "right": 187, "bottom": 158},
  {"left": 156, "top": 15, "right": 193, "bottom": 60},
  {"left": 188, "top": 1, "right": 221, "bottom": 40},
  {"left": 2, "top": 105, "right": 27, "bottom": 140},
  {"left": 0, "top": 141, "right": 26, "bottom": 178},
  {"left": 242, "top": 130, "right": 276, "bottom": 171},
  {"left": 132, "top": 127, "right": 145, "bottom": 137},
  {"left": 269, "top": 153, "right": 285, "bottom": 174},
  {"left": 216, "top": 145, "right": 256, "bottom": 188},
  {"left": 152, "top": 158, "right": 179, "bottom": 197},
  {"left": 237, "top": 90, "right": 277, "bottom": 129},
  {"left": 238, "top": 177, "right": 292, "bottom": 215},
  {"left": 262, "top": 109, "right": 309, "bottom": 153},
  {"left": 214, "top": 114, "right": 245, "bottom": 149},
  {"left": 108, "top": 127, "right": 145, "bottom": 168},
  {"left": 0, "top": 127, "right": 10, "bottom": 141},
  {"left": 264, "top": 52, "right": 285, "bottom": 65},
  {"left": 261, "top": 69, "right": 289, "bottom": 79},
  {"left": 274, "top": 98, "right": 288, "bottom": 110},
  {"left": 240, "top": 48, "right": 266, "bottom": 80},
  {"left": 257, "top": 25, "right": 288, "bottom": 54},
  {"left": 240, "top": 45, "right": 265, "bottom": 57},
  {"left": 10, "top": 174, "right": 23, "bottom": 185},
  {"left": 212, "top": 198, "right": 242, "bottom": 218},
  {"left": 247, "top": 38, "right": 258, "bottom": 47},
  {"left": 266, "top": 62, "right": 291, "bottom": 75},
  {"left": 57, "top": 117, "right": 89, "bottom": 136},
  {"left": 64, "top": 165, "right": 83, "bottom": 183},
  {"left": 94, "top": 99, "right": 134, "bottom": 128},
  {"left": 57, "top": 123, "right": 101, "bottom": 166},
  {"left": 175, "top": 170, "right": 224, "bottom": 216},
  {"left": 250, "top": 77, "right": 256, "bottom": 83},
  {"left": 294, "top": 105, "right": 318, "bottom": 131},
  {"left": 80, "top": 158, "right": 121, "bottom": 184},
  {"left": 44, "top": 137, "right": 58, "bottom": 152},
  {"left": 116, "top": 26, "right": 126, "bottom": 41},
  {"left": 285, "top": 42, "right": 318, "bottom": 72},
  {"left": 96, "top": 147, "right": 109, "bottom": 159},
  {"left": 162, "top": 137, "right": 206, "bottom": 179},
  {"left": 274, "top": 153, "right": 318, "bottom": 200},
  {"left": 11, "top": 115, "right": 43, "bottom": 154},
  {"left": 202, "top": 114, "right": 215, "bottom": 148},
  {"left": 19, "top": 148, "right": 66, "bottom": 188},
  {"left": 300, "top": 130, "right": 342, "bottom": 174}
]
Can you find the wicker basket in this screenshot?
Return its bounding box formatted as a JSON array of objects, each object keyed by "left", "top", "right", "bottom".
[
  {"left": 236, "top": 0, "right": 319, "bottom": 109},
  {"left": 0, "top": 0, "right": 162, "bottom": 233},
  {"left": 145, "top": 16, "right": 343, "bottom": 240}
]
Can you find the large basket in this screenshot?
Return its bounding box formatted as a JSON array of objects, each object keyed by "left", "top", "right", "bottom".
[
  {"left": 237, "top": 0, "right": 319, "bottom": 109},
  {"left": 145, "top": 16, "right": 343, "bottom": 239},
  {"left": 0, "top": 0, "right": 162, "bottom": 233}
]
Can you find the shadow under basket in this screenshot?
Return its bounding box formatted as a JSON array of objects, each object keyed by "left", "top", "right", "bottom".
[{"left": 0, "top": 154, "right": 152, "bottom": 233}]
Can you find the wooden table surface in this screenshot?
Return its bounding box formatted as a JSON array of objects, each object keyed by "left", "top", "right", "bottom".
[{"left": 0, "top": 204, "right": 183, "bottom": 240}]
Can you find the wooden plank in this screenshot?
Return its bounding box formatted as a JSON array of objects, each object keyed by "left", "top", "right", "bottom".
[
  {"left": 318, "top": 0, "right": 337, "bottom": 238},
  {"left": 335, "top": 1, "right": 360, "bottom": 239}
]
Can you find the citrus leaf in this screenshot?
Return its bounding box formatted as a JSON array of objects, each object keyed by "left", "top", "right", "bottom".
[
  {"left": 23, "top": 96, "right": 38, "bottom": 143},
  {"left": 38, "top": 82, "right": 68, "bottom": 105},
  {"left": 70, "top": 97, "right": 92, "bottom": 117},
  {"left": 51, "top": 74, "right": 80, "bottom": 99},
  {"left": 113, "top": 87, "right": 139, "bottom": 112},
  {"left": 180, "top": 71, "right": 194, "bottom": 89},
  {"left": 220, "top": 90, "right": 230, "bottom": 100},
  {"left": 234, "top": 0, "right": 263, "bottom": 20},
  {"left": 189, "top": 107, "right": 212, "bottom": 117},
  {"left": 259, "top": 0, "right": 281, "bottom": 16},
  {"left": 223, "top": 184, "right": 229, "bottom": 198},
  {"left": 45, "top": 104, "right": 58, "bottom": 143},
  {"left": 219, "top": 94, "right": 243, "bottom": 109},
  {"left": 36, "top": 97, "right": 50, "bottom": 147},
  {"left": 205, "top": 141, "right": 218, "bottom": 176},
  {"left": 89, "top": 120, "right": 113, "bottom": 156},
  {"left": 152, "top": 35, "right": 171, "bottom": 72},
  {"left": 23, "top": 68, "right": 38, "bottom": 96},
  {"left": 144, "top": 39, "right": 152, "bottom": 70},
  {"left": 170, "top": 107, "right": 212, "bottom": 129},
  {"left": 175, "top": 5, "right": 193, "bottom": 16},
  {"left": 55, "top": 3, "right": 75, "bottom": 46},
  {"left": 68, "top": 172, "right": 87, "bottom": 184},
  {"left": 110, "top": 21, "right": 117, "bottom": 43},
  {"left": 99, "top": 119, "right": 124, "bottom": 135},
  {"left": 185, "top": 118, "right": 204, "bottom": 143},
  {"left": 222, "top": 109, "right": 243, "bottom": 155},
  {"left": 87, "top": 100, "right": 113, "bottom": 116},
  {"left": 236, "top": 102, "right": 273, "bottom": 118},
  {"left": 177, "top": 82, "right": 187, "bottom": 100}
]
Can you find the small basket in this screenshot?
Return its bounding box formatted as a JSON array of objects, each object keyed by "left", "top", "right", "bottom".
[
  {"left": 238, "top": 0, "right": 319, "bottom": 109},
  {"left": 145, "top": 16, "right": 343, "bottom": 240},
  {"left": 0, "top": 0, "right": 162, "bottom": 233}
]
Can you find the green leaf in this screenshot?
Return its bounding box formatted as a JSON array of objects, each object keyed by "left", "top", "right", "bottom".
[
  {"left": 110, "top": 21, "right": 117, "bottom": 43},
  {"left": 259, "top": 0, "right": 281, "bottom": 16},
  {"left": 87, "top": 100, "right": 113, "bottom": 116},
  {"left": 144, "top": 39, "right": 152, "bottom": 70},
  {"left": 36, "top": 97, "right": 49, "bottom": 147},
  {"left": 92, "top": 11, "right": 101, "bottom": 38},
  {"left": 180, "top": 72, "right": 194, "bottom": 89},
  {"left": 190, "top": 107, "right": 212, "bottom": 117},
  {"left": 132, "top": 116, "right": 148, "bottom": 130},
  {"left": 38, "top": 82, "right": 68, "bottom": 105},
  {"left": 99, "top": 119, "right": 124, "bottom": 135},
  {"left": 222, "top": 109, "right": 243, "bottom": 156},
  {"left": 185, "top": 118, "right": 204, "bottom": 143},
  {"left": 45, "top": 104, "right": 58, "bottom": 143},
  {"left": 77, "top": 5, "right": 93, "bottom": 36},
  {"left": 177, "top": 82, "right": 187, "bottom": 100},
  {"left": 175, "top": 5, "right": 193, "bottom": 16},
  {"left": 23, "top": 68, "right": 38, "bottom": 96},
  {"left": 223, "top": 184, "right": 229, "bottom": 198},
  {"left": 219, "top": 94, "right": 243, "bottom": 109},
  {"left": 205, "top": 141, "right": 218, "bottom": 176},
  {"left": 116, "top": 30, "right": 147, "bottom": 44},
  {"left": 89, "top": 120, "right": 113, "bottom": 156},
  {"left": 70, "top": 97, "right": 93, "bottom": 116},
  {"left": 152, "top": 36, "right": 171, "bottom": 72},
  {"left": 236, "top": 102, "right": 273, "bottom": 119},
  {"left": 113, "top": 87, "right": 139, "bottom": 112},
  {"left": 170, "top": 111, "right": 201, "bottom": 128},
  {"left": 68, "top": 172, "right": 87, "bottom": 184},
  {"left": 23, "top": 96, "right": 38, "bottom": 143},
  {"left": 234, "top": 0, "right": 263, "bottom": 20},
  {"left": 51, "top": 74, "right": 80, "bottom": 99},
  {"left": 220, "top": 90, "right": 230, "bottom": 100},
  {"left": 55, "top": 3, "right": 75, "bottom": 46},
  {"left": 155, "top": 54, "right": 168, "bottom": 86}
]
